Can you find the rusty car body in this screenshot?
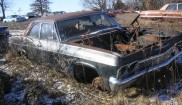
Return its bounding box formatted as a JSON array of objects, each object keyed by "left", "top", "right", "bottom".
[
  {"left": 104, "top": 9, "right": 116, "bottom": 17},
  {"left": 140, "top": 3, "right": 182, "bottom": 20},
  {"left": 8, "top": 11, "right": 182, "bottom": 91}
]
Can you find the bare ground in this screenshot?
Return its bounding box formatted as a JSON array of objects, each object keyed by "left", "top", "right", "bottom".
[{"left": 0, "top": 13, "right": 182, "bottom": 105}]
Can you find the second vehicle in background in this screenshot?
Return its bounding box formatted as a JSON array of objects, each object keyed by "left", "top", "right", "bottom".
[
  {"left": 140, "top": 3, "right": 182, "bottom": 20},
  {"left": 104, "top": 9, "right": 116, "bottom": 17},
  {"left": 3, "top": 15, "right": 26, "bottom": 23}
]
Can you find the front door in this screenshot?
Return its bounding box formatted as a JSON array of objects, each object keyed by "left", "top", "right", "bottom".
[{"left": 25, "top": 23, "right": 41, "bottom": 60}]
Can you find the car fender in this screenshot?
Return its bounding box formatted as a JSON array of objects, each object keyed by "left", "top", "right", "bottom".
[{"left": 67, "top": 60, "right": 98, "bottom": 78}]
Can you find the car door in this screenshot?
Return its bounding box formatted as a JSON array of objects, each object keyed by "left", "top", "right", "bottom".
[
  {"left": 177, "top": 4, "right": 182, "bottom": 17},
  {"left": 178, "top": 4, "right": 182, "bottom": 10},
  {"left": 39, "top": 22, "right": 60, "bottom": 66},
  {"left": 165, "top": 4, "right": 178, "bottom": 18},
  {"left": 25, "top": 22, "right": 41, "bottom": 60}
]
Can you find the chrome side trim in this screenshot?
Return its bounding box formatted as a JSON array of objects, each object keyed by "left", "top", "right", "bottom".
[
  {"left": 139, "top": 47, "right": 173, "bottom": 64},
  {"left": 176, "top": 54, "right": 182, "bottom": 64},
  {"left": 109, "top": 50, "right": 182, "bottom": 91},
  {"left": 59, "top": 44, "right": 119, "bottom": 66}
]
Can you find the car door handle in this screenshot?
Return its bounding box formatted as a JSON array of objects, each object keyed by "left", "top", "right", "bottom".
[{"left": 37, "top": 44, "right": 42, "bottom": 47}]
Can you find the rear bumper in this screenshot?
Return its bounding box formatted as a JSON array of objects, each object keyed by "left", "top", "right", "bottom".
[{"left": 109, "top": 50, "right": 182, "bottom": 91}]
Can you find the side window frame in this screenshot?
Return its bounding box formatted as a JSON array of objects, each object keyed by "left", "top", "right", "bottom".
[
  {"left": 27, "top": 22, "right": 41, "bottom": 39},
  {"left": 177, "top": 4, "right": 182, "bottom": 10},
  {"left": 55, "top": 22, "right": 62, "bottom": 42},
  {"left": 40, "top": 22, "right": 58, "bottom": 41},
  {"left": 166, "top": 4, "right": 177, "bottom": 10}
]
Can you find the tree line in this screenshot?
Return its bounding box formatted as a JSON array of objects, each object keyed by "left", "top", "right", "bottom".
[
  {"left": 81, "top": 0, "right": 182, "bottom": 11},
  {"left": 0, "top": 0, "right": 51, "bottom": 19}
]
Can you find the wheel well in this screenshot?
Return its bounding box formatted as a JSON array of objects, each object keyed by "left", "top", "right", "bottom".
[
  {"left": 17, "top": 49, "right": 25, "bottom": 56},
  {"left": 17, "top": 49, "right": 28, "bottom": 58},
  {"left": 73, "top": 64, "right": 99, "bottom": 84}
]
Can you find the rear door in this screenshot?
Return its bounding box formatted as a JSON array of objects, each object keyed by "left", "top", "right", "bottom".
[
  {"left": 178, "top": 4, "right": 182, "bottom": 10},
  {"left": 164, "top": 4, "right": 182, "bottom": 18},
  {"left": 38, "top": 22, "right": 60, "bottom": 65}
]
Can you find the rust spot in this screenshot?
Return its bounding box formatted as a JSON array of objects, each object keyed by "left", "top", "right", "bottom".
[
  {"left": 81, "top": 35, "right": 93, "bottom": 46},
  {"left": 140, "top": 4, "right": 182, "bottom": 22},
  {"left": 138, "top": 35, "right": 159, "bottom": 46},
  {"left": 81, "top": 29, "right": 93, "bottom": 46},
  {"left": 92, "top": 77, "right": 104, "bottom": 90},
  {"left": 115, "top": 44, "right": 136, "bottom": 52},
  {"left": 142, "top": 35, "right": 159, "bottom": 42}
]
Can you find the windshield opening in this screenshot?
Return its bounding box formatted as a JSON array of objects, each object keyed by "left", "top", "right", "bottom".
[{"left": 56, "top": 14, "right": 117, "bottom": 41}]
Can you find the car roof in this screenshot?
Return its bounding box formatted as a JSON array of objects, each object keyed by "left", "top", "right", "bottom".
[
  {"left": 34, "top": 11, "right": 99, "bottom": 22},
  {"left": 168, "top": 3, "right": 182, "bottom": 5}
]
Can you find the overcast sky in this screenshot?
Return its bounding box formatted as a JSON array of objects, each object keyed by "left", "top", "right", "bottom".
[{"left": 5, "top": 0, "right": 84, "bottom": 16}]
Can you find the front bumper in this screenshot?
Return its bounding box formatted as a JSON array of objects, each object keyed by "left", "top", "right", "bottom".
[{"left": 109, "top": 50, "right": 182, "bottom": 91}]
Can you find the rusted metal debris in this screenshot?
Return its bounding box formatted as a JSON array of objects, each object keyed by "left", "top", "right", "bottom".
[
  {"left": 123, "top": 14, "right": 141, "bottom": 43},
  {"left": 91, "top": 77, "right": 104, "bottom": 90},
  {"left": 140, "top": 3, "right": 182, "bottom": 21},
  {"left": 81, "top": 29, "right": 93, "bottom": 46},
  {"left": 115, "top": 44, "right": 136, "bottom": 52},
  {"left": 137, "top": 35, "right": 159, "bottom": 47},
  {"left": 141, "top": 36, "right": 158, "bottom": 42},
  {"left": 115, "top": 35, "right": 159, "bottom": 52}
]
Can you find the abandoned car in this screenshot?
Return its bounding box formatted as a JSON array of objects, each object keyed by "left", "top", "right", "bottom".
[
  {"left": 140, "top": 3, "right": 182, "bottom": 20},
  {"left": 8, "top": 11, "right": 182, "bottom": 91}
]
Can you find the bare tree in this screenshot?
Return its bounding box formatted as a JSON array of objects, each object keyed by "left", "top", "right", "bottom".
[
  {"left": 81, "top": 0, "right": 113, "bottom": 11},
  {"left": 124, "top": 0, "right": 143, "bottom": 9},
  {"left": 113, "top": 0, "right": 125, "bottom": 10},
  {"left": 81, "top": 0, "right": 129, "bottom": 11},
  {"left": 0, "top": 0, "right": 9, "bottom": 18},
  {"left": 30, "top": 0, "right": 51, "bottom": 16}
]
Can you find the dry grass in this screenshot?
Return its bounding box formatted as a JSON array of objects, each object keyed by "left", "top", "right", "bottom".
[
  {"left": 0, "top": 21, "right": 30, "bottom": 30},
  {"left": 2, "top": 51, "right": 181, "bottom": 105},
  {"left": 116, "top": 13, "right": 182, "bottom": 32}
]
